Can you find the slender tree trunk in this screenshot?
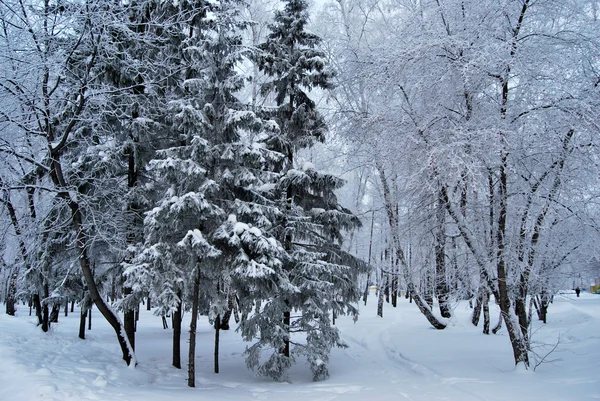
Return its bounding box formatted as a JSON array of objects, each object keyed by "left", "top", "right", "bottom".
[
  {"left": 391, "top": 274, "right": 398, "bottom": 308},
  {"left": 41, "top": 283, "right": 50, "bottom": 332},
  {"left": 482, "top": 291, "right": 490, "bottom": 335},
  {"left": 435, "top": 191, "right": 451, "bottom": 318},
  {"left": 33, "top": 294, "right": 43, "bottom": 326},
  {"left": 5, "top": 268, "right": 18, "bottom": 316},
  {"left": 363, "top": 211, "right": 375, "bottom": 306},
  {"left": 283, "top": 309, "right": 291, "bottom": 357},
  {"left": 214, "top": 314, "right": 220, "bottom": 374},
  {"left": 64, "top": 299, "right": 68, "bottom": 317},
  {"left": 124, "top": 287, "right": 136, "bottom": 352},
  {"left": 173, "top": 293, "right": 182, "bottom": 369},
  {"left": 42, "top": 302, "right": 49, "bottom": 332},
  {"left": 377, "top": 275, "right": 385, "bottom": 317},
  {"left": 146, "top": 297, "right": 151, "bottom": 311},
  {"left": 471, "top": 288, "right": 483, "bottom": 326},
  {"left": 79, "top": 309, "right": 88, "bottom": 339},
  {"left": 407, "top": 282, "right": 447, "bottom": 330},
  {"left": 88, "top": 306, "right": 92, "bottom": 330},
  {"left": 188, "top": 271, "right": 200, "bottom": 387},
  {"left": 50, "top": 304, "right": 59, "bottom": 323},
  {"left": 71, "top": 300, "right": 75, "bottom": 313}
]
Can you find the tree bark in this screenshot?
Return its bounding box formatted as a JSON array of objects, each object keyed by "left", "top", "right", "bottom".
[
  {"left": 482, "top": 291, "right": 490, "bottom": 335},
  {"left": 214, "top": 314, "right": 220, "bottom": 374},
  {"left": 33, "top": 294, "right": 43, "bottom": 326},
  {"left": 283, "top": 309, "right": 291, "bottom": 357},
  {"left": 79, "top": 309, "right": 88, "bottom": 339},
  {"left": 377, "top": 275, "right": 385, "bottom": 317},
  {"left": 124, "top": 287, "right": 136, "bottom": 352},
  {"left": 435, "top": 191, "right": 451, "bottom": 318},
  {"left": 41, "top": 283, "right": 50, "bottom": 332},
  {"left": 173, "top": 292, "right": 182, "bottom": 369},
  {"left": 50, "top": 304, "right": 59, "bottom": 323},
  {"left": 407, "top": 282, "right": 447, "bottom": 330},
  {"left": 188, "top": 271, "right": 200, "bottom": 387},
  {"left": 471, "top": 288, "right": 483, "bottom": 326},
  {"left": 5, "top": 268, "right": 18, "bottom": 316}
]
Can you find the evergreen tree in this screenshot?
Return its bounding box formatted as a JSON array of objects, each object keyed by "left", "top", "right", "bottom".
[{"left": 250, "top": 0, "right": 366, "bottom": 381}]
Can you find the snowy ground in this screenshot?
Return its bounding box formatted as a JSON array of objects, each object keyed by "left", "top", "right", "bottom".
[{"left": 1, "top": 290, "right": 598, "bottom": 401}]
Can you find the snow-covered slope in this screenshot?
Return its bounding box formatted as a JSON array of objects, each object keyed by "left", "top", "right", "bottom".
[{"left": 1, "top": 291, "right": 598, "bottom": 400}]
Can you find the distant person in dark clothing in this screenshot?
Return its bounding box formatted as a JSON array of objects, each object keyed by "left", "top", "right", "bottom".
[{"left": 575, "top": 287, "right": 581, "bottom": 297}]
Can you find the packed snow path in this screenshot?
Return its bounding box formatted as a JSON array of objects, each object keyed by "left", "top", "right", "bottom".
[{"left": 1, "top": 291, "right": 598, "bottom": 400}]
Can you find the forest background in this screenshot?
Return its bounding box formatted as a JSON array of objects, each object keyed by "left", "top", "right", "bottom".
[{"left": 0, "top": 0, "right": 599, "bottom": 387}]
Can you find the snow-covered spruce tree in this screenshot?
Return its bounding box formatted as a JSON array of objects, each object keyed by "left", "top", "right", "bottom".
[
  {"left": 130, "top": 0, "right": 268, "bottom": 385},
  {"left": 138, "top": 0, "right": 287, "bottom": 382},
  {"left": 192, "top": 0, "right": 294, "bottom": 377},
  {"left": 249, "top": 0, "right": 365, "bottom": 381}
]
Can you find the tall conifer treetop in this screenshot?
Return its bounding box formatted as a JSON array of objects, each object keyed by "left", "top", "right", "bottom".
[{"left": 257, "top": 0, "right": 334, "bottom": 164}]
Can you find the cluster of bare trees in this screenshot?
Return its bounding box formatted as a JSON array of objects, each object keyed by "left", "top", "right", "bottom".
[{"left": 319, "top": 0, "right": 600, "bottom": 369}]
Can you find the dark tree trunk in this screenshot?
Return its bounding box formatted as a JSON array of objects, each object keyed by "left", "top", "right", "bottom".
[
  {"left": 173, "top": 293, "right": 182, "bottom": 369},
  {"left": 33, "top": 294, "right": 43, "bottom": 326},
  {"left": 162, "top": 316, "right": 169, "bottom": 329},
  {"left": 214, "top": 314, "right": 220, "bottom": 374},
  {"left": 50, "top": 304, "right": 59, "bottom": 323},
  {"left": 64, "top": 299, "right": 68, "bottom": 317},
  {"left": 220, "top": 308, "right": 233, "bottom": 331},
  {"left": 188, "top": 272, "right": 200, "bottom": 387},
  {"left": 535, "top": 294, "right": 549, "bottom": 324},
  {"left": 471, "top": 288, "right": 483, "bottom": 326},
  {"left": 407, "top": 282, "right": 446, "bottom": 330},
  {"left": 391, "top": 275, "right": 398, "bottom": 308},
  {"left": 41, "top": 284, "right": 50, "bottom": 332},
  {"left": 146, "top": 297, "right": 151, "bottom": 311},
  {"left": 42, "top": 302, "right": 49, "bottom": 332},
  {"left": 71, "top": 300, "right": 75, "bottom": 313},
  {"left": 79, "top": 309, "right": 88, "bottom": 339},
  {"left": 123, "top": 286, "right": 136, "bottom": 351},
  {"left": 88, "top": 307, "right": 92, "bottom": 330},
  {"left": 283, "top": 309, "right": 291, "bottom": 357},
  {"left": 384, "top": 277, "right": 390, "bottom": 303}
]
